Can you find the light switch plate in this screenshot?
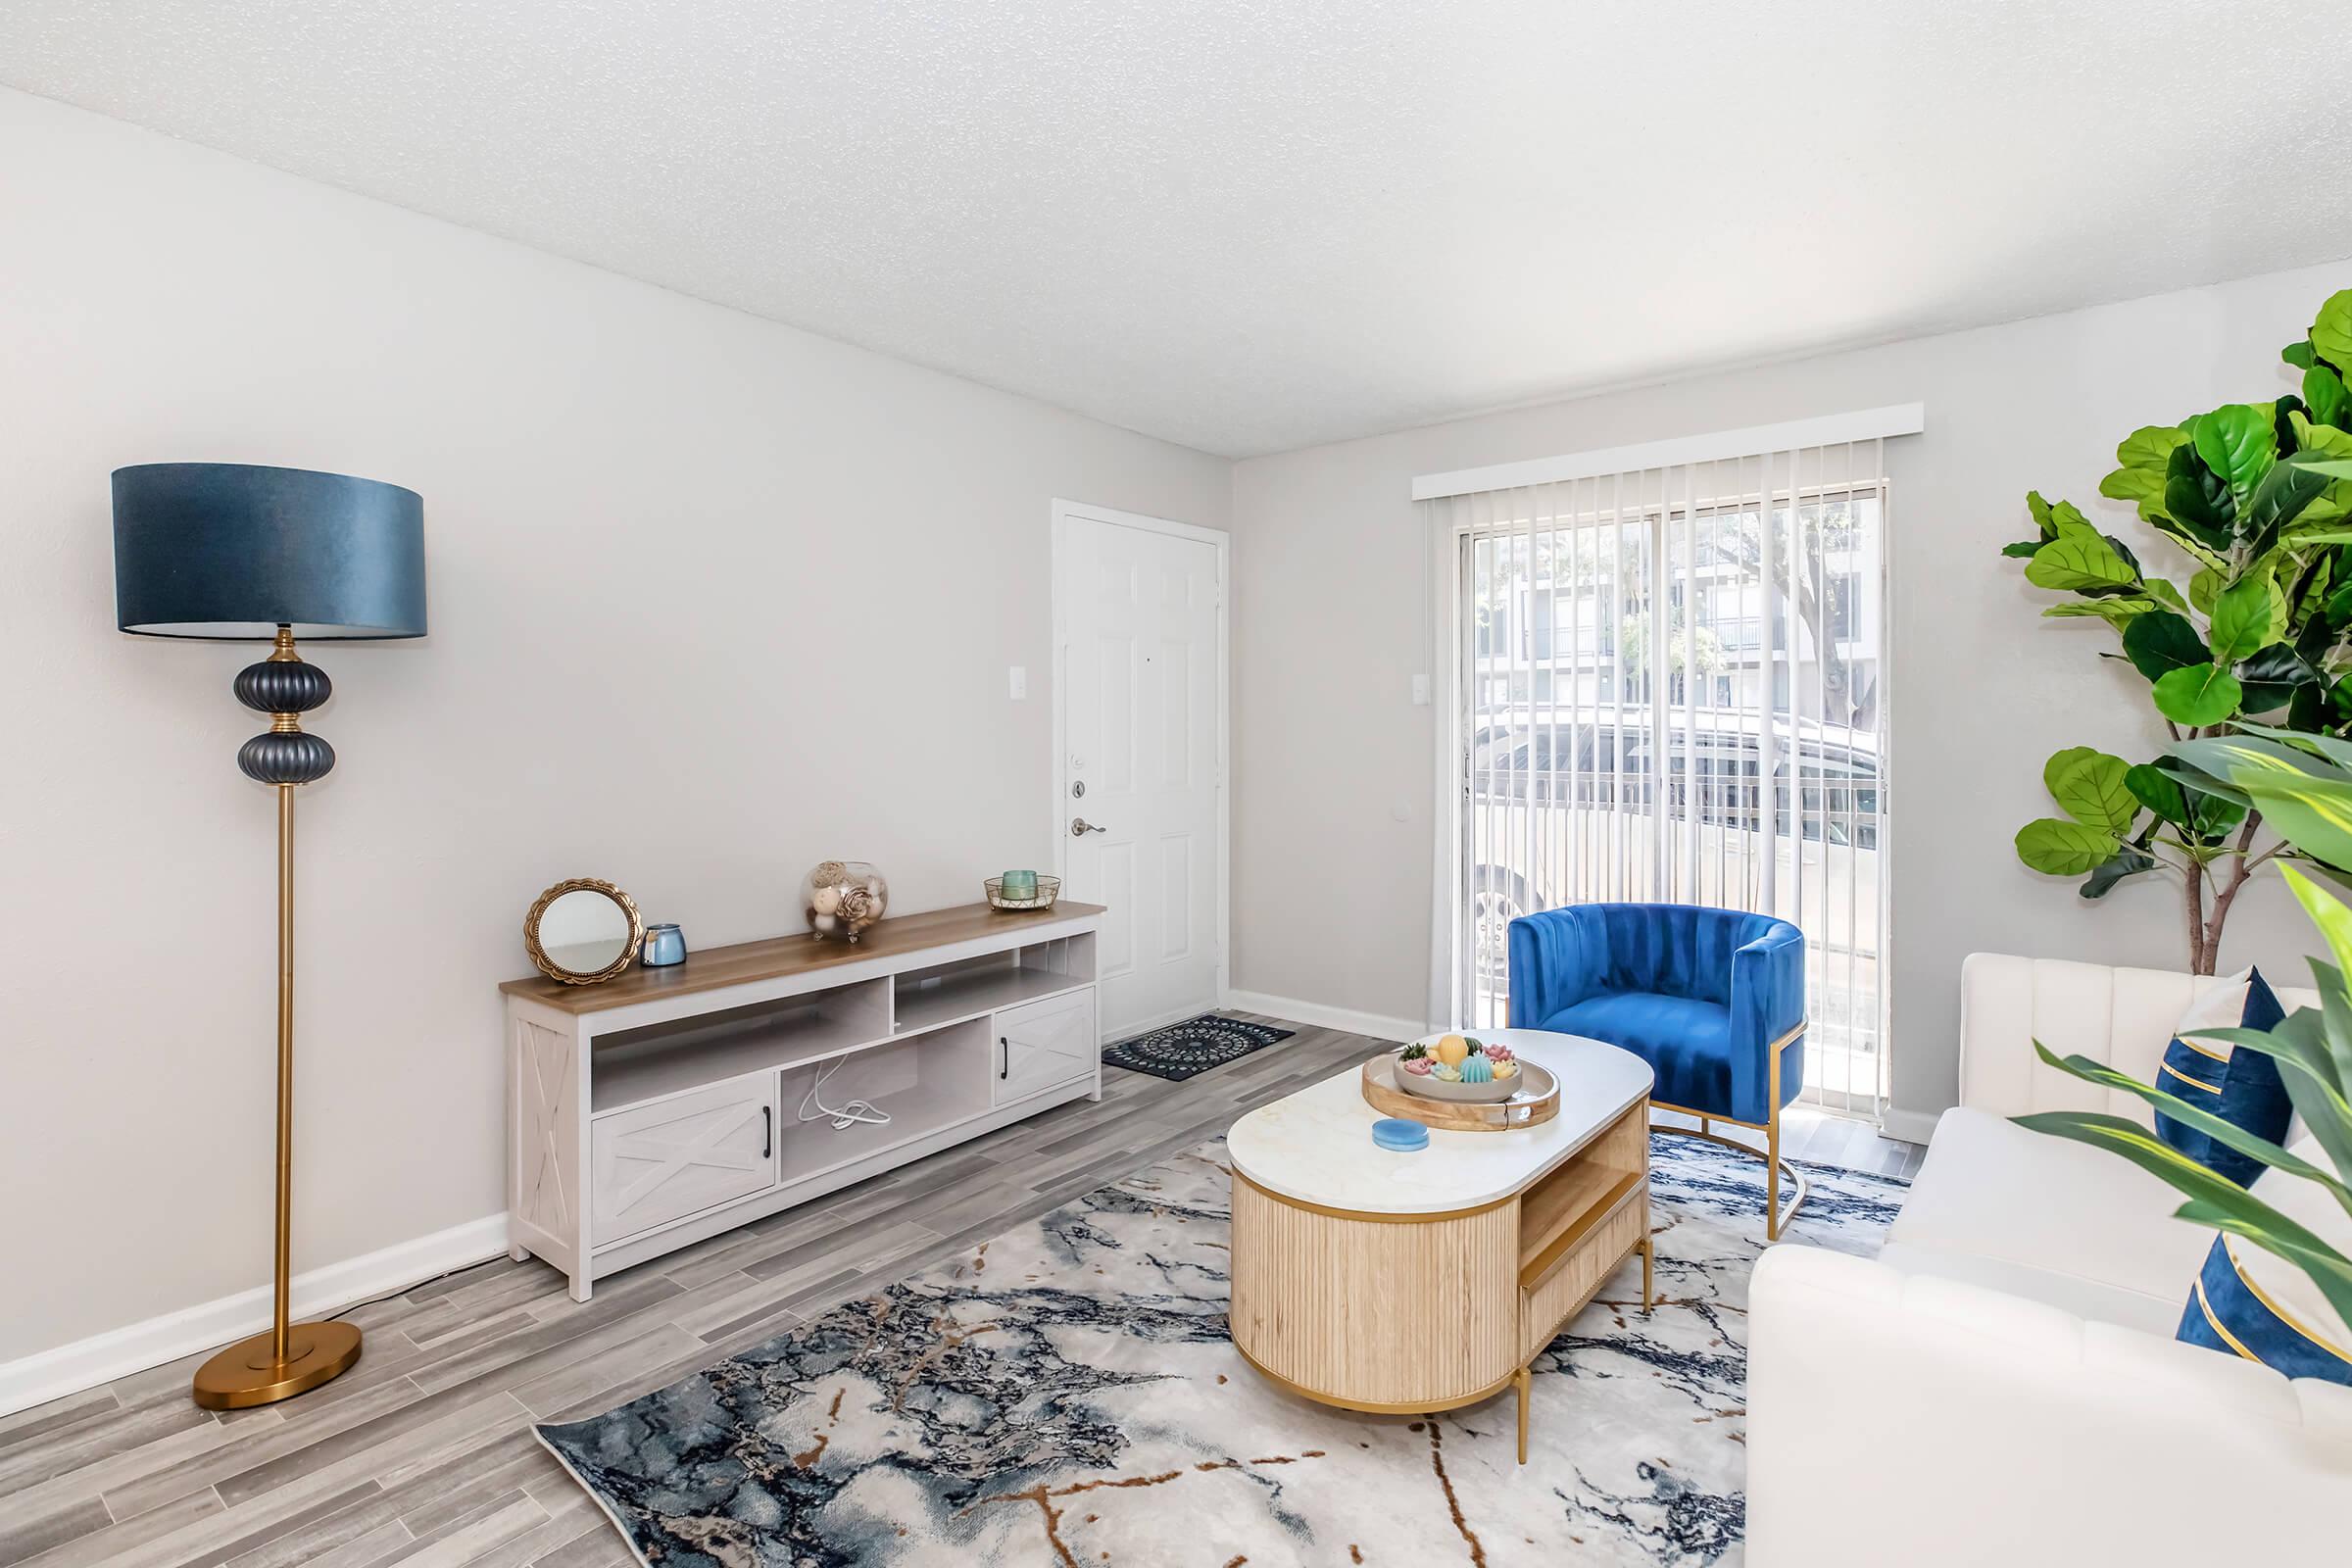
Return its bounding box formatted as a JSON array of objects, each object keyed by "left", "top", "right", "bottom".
[
  {"left": 1008, "top": 665, "right": 1028, "bottom": 700},
  {"left": 1411, "top": 673, "right": 1431, "bottom": 706}
]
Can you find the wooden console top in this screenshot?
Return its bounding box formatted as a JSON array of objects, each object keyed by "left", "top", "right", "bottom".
[{"left": 498, "top": 900, "right": 1107, "bottom": 1014}]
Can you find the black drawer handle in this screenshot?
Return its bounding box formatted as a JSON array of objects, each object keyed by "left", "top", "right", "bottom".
[
  {"left": 761, "top": 1104, "right": 772, "bottom": 1158},
  {"left": 1000, "top": 1036, "right": 1010, "bottom": 1080}
]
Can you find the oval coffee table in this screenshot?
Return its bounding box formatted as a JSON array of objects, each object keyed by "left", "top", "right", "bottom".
[{"left": 1226, "top": 1029, "right": 1654, "bottom": 1463}]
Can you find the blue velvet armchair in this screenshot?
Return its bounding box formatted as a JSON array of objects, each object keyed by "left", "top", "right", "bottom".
[{"left": 1507, "top": 903, "right": 1810, "bottom": 1237}]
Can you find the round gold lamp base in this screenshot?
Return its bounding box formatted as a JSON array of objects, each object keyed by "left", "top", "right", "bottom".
[{"left": 190, "top": 1321, "right": 363, "bottom": 1410}]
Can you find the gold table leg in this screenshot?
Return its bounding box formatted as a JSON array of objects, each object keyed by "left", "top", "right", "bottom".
[
  {"left": 1514, "top": 1364, "right": 1531, "bottom": 1465},
  {"left": 1641, "top": 1236, "right": 1654, "bottom": 1313}
]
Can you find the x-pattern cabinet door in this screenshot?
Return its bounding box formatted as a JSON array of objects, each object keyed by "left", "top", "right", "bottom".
[
  {"left": 995, "top": 991, "right": 1098, "bottom": 1105},
  {"left": 591, "top": 1073, "right": 778, "bottom": 1247}
]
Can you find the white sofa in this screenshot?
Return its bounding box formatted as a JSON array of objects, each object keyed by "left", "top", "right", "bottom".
[{"left": 1746, "top": 953, "right": 2351, "bottom": 1566}]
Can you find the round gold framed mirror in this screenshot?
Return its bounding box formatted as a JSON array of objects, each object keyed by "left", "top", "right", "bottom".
[{"left": 524, "top": 878, "right": 644, "bottom": 985}]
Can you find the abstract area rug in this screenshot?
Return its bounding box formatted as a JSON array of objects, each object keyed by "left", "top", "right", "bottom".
[
  {"left": 537, "top": 1136, "right": 1907, "bottom": 1566},
  {"left": 1099, "top": 1014, "right": 1295, "bottom": 1081}
]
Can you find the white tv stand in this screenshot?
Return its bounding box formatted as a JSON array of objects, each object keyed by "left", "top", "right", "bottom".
[{"left": 500, "top": 901, "right": 1104, "bottom": 1300}]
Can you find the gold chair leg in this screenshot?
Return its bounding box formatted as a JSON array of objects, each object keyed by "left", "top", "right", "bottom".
[
  {"left": 1640, "top": 1236, "right": 1654, "bottom": 1313},
  {"left": 1762, "top": 1042, "right": 1814, "bottom": 1241},
  {"left": 1514, "top": 1364, "right": 1531, "bottom": 1465}
]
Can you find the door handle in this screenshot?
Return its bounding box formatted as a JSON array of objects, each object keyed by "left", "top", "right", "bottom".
[
  {"left": 1000, "top": 1035, "right": 1010, "bottom": 1079},
  {"left": 1071, "top": 817, "right": 1108, "bottom": 836},
  {"left": 761, "top": 1104, "right": 772, "bottom": 1159}
]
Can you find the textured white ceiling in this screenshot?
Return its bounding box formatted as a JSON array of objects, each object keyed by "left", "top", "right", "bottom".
[{"left": 5, "top": 2, "right": 2349, "bottom": 456}]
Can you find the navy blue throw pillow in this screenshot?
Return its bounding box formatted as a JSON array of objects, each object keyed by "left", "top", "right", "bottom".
[{"left": 2153, "top": 967, "right": 2290, "bottom": 1188}]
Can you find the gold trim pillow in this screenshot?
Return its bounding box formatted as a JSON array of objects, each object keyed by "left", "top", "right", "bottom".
[
  {"left": 2154, "top": 967, "right": 2289, "bottom": 1187},
  {"left": 2177, "top": 1136, "right": 2352, "bottom": 1386}
]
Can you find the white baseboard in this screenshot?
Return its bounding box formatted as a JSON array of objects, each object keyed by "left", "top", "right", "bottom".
[
  {"left": 1221, "top": 989, "right": 1431, "bottom": 1045},
  {"left": 1878, "top": 1106, "right": 1943, "bottom": 1147},
  {"left": 0, "top": 1213, "right": 509, "bottom": 1418}
]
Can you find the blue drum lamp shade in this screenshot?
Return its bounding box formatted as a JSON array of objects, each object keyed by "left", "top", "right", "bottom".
[{"left": 113, "top": 463, "right": 426, "bottom": 640}]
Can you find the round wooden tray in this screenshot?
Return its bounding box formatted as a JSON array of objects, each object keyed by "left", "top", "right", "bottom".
[{"left": 1359, "top": 1054, "right": 1559, "bottom": 1132}]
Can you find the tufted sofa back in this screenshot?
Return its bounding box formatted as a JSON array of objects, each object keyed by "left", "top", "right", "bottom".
[{"left": 1959, "top": 953, "right": 2319, "bottom": 1128}]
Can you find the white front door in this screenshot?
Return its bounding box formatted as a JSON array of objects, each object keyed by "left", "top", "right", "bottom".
[{"left": 1057, "top": 507, "right": 1225, "bottom": 1041}]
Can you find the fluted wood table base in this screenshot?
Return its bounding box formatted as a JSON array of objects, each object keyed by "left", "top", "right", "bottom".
[{"left": 1228, "top": 1054, "right": 1653, "bottom": 1464}]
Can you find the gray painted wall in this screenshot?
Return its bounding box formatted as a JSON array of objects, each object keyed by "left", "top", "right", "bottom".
[
  {"left": 1230, "top": 259, "right": 2351, "bottom": 1127},
  {"left": 0, "top": 89, "right": 1231, "bottom": 1364}
]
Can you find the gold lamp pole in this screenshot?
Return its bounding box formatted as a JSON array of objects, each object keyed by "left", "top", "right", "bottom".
[{"left": 112, "top": 462, "right": 425, "bottom": 1413}]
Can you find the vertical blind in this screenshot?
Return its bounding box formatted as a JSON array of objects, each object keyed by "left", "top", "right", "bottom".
[{"left": 1437, "top": 439, "right": 1892, "bottom": 1115}]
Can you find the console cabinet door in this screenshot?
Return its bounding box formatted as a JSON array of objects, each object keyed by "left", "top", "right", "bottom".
[
  {"left": 994, "top": 990, "right": 1097, "bottom": 1104},
  {"left": 591, "top": 1074, "right": 777, "bottom": 1247}
]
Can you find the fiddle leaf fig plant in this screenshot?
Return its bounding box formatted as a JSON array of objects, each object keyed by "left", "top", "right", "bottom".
[
  {"left": 2019, "top": 728, "right": 2352, "bottom": 1340},
  {"left": 2006, "top": 289, "right": 2352, "bottom": 972}
]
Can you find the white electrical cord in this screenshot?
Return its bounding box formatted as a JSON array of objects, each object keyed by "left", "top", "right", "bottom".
[{"left": 798, "top": 1056, "right": 893, "bottom": 1131}]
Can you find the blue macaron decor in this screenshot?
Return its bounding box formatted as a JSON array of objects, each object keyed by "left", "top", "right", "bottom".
[{"left": 1371, "top": 1116, "right": 1429, "bottom": 1152}]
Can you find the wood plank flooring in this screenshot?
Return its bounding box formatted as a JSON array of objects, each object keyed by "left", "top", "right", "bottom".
[{"left": 0, "top": 1015, "right": 1922, "bottom": 1568}]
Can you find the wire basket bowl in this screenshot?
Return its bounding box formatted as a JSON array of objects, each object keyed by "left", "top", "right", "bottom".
[{"left": 985, "top": 874, "right": 1062, "bottom": 911}]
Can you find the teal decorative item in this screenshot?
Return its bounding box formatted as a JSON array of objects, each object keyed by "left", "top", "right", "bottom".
[
  {"left": 641, "top": 923, "right": 686, "bottom": 967},
  {"left": 985, "top": 873, "right": 1060, "bottom": 910},
  {"left": 1460, "top": 1054, "right": 1494, "bottom": 1084}
]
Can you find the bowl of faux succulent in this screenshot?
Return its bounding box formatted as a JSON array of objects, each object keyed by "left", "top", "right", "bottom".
[{"left": 1394, "top": 1035, "right": 1522, "bottom": 1103}]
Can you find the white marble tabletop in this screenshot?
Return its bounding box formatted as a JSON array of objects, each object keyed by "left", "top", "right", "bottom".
[{"left": 1226, "top": 1029, "right": 1654, "bottom": 1214}]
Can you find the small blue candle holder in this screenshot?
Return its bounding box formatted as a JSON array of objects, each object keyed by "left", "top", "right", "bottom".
[{"left": 641, "top": 923, "right": 686, "bottom": 967}]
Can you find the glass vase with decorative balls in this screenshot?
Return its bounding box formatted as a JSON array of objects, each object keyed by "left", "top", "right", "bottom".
[{"left": 801, "top": 860, "right": 889, "bottom": 943}]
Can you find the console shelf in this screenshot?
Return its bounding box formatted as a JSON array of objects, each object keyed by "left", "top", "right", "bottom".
[{"left": 502, "top": 901, "right": 1104, "bottom": 1299}]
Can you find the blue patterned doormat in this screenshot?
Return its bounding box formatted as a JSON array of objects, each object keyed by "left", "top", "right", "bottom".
[
  {"left": 1100, "top": 1013, "right": 1295, "bottom": 1081},
  {"left": 536, "top": 1134, "right": 1910, "bottom": 1566}
]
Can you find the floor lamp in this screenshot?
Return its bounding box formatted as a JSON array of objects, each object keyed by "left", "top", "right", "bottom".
[{"left": 112, "top": 462, "right": 426, "bottom": 1410}]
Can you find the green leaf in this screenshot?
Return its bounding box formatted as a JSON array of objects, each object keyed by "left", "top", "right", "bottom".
[
  {"left": 2167, "top": 443, "right": 2237, "bottom": 545},
  {"left": 2150, "top": 662, "right": 2242, "bottom": 726},
  {"left": 2041, "top": 598, "right": 2157, "bottom": 628},
  {"left": 2287, "top": 865, "right": 2352, "bottom": 997},
  {"left": 2118, "top": 424, "right": 2190, "bottom": 470},
  {"left": 2314, "top": 288, "right": 2352, "bottom": 373},
  {"left": 2044, "top": 747, "right": 2138, "bottom": 833},
  {"left": 2143, "top": 578, "right": 2190, "bottom": 615},
  {"left": 2192, "top": 1017, "right": 2347, "bottom": 1102},
  {"left": 2030, "top": 1042, "right": 2352, "bottom": 1213},
  {"left": 2208, "top": 575, "right": 2278, "bottom": 663},
  {"left": 2308, "top": 366, "right": 2351, "bottom": 431},
  {"left": 2188, "top": 566, "right": 2223, "bottom": 614},
  {"left": 2125, "top": 761, "right": 2190, "bottom": 826},
  {"left": 2294, "top": 415, "right": 2352, "bottom": 459},
  {"left": 2000, "top": 539, "right": 2043, "bottom": 559},
  {"left": 2235, "top": 641, "right": 2319, "bottom": 715},
  {"left": 2155, "top": 754, "right": 2252, "bottom": 813},
  {"left": 2286, "top": 339, "right": 2320, "bottom": 370},
  {"left": 2171, "top": 735, "right": 2352, "bottom": 869},
  {"left": 2173, "top": 1200, "right": 2352, "bottom": 1338},
  {"left": 2191, "top": 404, "right": 2279, "bottom": 518},
  {"left": 2243, "top": 459, "right": 2335, "bottom": 550},
  {"left": 2015, "top": 817, "right": 2119, "bottom": 876},
  {"left": 2221, "top": 721, "right": 2352, "bottom": 770},
  {"left": 2099, "top": 465, "right": 2168, "bottom": 508},
  {"left": 2082, "top": 846, "right": 2157, "bottom": 899},
  {"left": 2119, "top": 609, "right": 2207, "bottom": 680},
  {"left": 2026, "top": 529, "right": 2138, "bottom": 594},
  {"left": 2011, "top": 1108, "right": 2352, "bottom": 1331}
]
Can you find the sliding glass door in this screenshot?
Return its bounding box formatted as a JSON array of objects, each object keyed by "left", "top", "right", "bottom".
[{"left": 1446, "top": 451, "right": 1890, "bottom": 1116}]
